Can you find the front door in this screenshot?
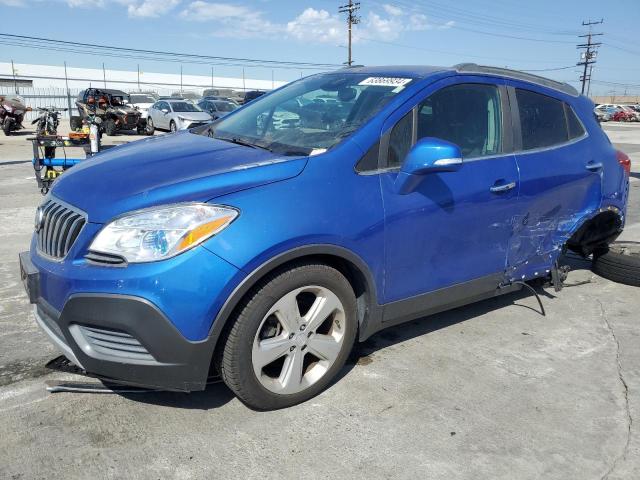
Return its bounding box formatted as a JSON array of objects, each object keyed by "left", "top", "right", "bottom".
[{"left": 380, "top": 78, "right": 520, "bottom": 305}]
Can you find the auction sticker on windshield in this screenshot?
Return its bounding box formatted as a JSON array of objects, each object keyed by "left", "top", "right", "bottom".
[{"left": 358, "top": 77, "right": 412, "bottom": 92}]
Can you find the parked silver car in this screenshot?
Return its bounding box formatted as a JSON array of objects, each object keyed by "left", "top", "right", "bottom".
[{"left": 147, "top": 99, "right": 212, "bottom": 133}]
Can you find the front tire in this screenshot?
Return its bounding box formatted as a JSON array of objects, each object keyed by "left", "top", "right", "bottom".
[
  {"left": 169, "top": 120, "right": 177, "bottom": 133},
  {"left": 217, "top": 263, "right": 357, "bottom": 410},
  {"left": 104, "top": 119, "right": 117, "bottom": 136}
]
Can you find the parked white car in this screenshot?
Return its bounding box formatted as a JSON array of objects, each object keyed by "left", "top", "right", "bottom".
[
  {"left": 127, "top": 94, "right": 157, "bottom": 119},
  {"left": 146, "top": 99, "right": 212, "bottom": 133}
]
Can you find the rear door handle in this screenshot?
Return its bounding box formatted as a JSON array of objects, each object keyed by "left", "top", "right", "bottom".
[
  {"left": 490, "top": 181, "right": 516, "bottom": 193},
  {"left": 586, "top": 162, "right": 603, "bottom": 171}
]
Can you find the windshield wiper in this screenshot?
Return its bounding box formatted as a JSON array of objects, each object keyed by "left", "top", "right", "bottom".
[{"left": 216, "top": 135, "right": 273, "bottom": 152}]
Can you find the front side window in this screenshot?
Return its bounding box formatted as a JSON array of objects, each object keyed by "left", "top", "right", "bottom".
[
  {"left": 386, "top": 83, "right": 503, "bottom": 169},
  {"left": 387, "top": 111, "right": 413, "bottom": 169},
  {"left": 418, "top": 83, "right": 502, "bottom": 159},
  {"left": 208, "top": 72, "right": 415, "bottom": 156}
]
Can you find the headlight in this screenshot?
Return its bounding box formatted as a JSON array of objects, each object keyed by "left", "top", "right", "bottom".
[
  {"left": 178, "top": 116, "right": 187, "bottom": 122},
  {"left": 89, "top": 204, "right": 238, "bottom": 263}
]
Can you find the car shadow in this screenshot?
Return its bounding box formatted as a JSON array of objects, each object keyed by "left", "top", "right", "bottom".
[
  {"left": 337, "top": 284, "right": 552, "bottom": 383},
  {"left": 43, "top": 280, "right": 569, "bottom": 412}
]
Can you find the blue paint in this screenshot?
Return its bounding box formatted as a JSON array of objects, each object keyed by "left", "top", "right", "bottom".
[{"left": 28, "top": 66, "right": 629, "bottom": 342}]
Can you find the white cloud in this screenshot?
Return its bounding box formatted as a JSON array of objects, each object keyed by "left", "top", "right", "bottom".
[
  {"left": 66, "top": 0, "right": 105, "bottom": 7},
  {"left": 0, "top": 0, "right": 26, "bottom": 6},
  {"left": 180, "top": 2, "right": 278, "bottom": 38},
  {"left": 382, "top": 4, "right": 403, "bottom": 16},
  {"left": 65, "top": 0, "right": 179, "bottom": 17},
  {"left": 126, "top": 0, "right": 180, "bottom": 18},
  {"left": 286, "top": 8, "right": 343, "bottom": 44}
]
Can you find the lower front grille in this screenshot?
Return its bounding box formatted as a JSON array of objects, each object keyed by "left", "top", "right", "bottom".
[
  {"left": 73, "top": 325, "right": 154, "bottom": 362},
  {"left": 36, "top": 199, "right": 86, "bottom": 259}
]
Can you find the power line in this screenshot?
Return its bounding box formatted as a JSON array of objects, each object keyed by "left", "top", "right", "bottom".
[{"left": 0, "top": 33, "right": 341, "bottom": 69}]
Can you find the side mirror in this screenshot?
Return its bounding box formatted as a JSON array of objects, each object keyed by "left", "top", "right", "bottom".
[
  {"left": 394, "top": 137, "right": 462, "bottom": 195},
  {"left": 162, "top": 108, "right": 169, "bottom": 114}
]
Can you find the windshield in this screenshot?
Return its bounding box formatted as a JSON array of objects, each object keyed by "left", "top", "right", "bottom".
[
  {"left": 171, "top": 102, "right": 202, "bottom": 112},
  {"left": 206, "top": 72, "right": 415, "bottom": 155},
  {"left": 130, "top": 95, "right": 155, "bottom": 104},
  {"left": 214, "top": 101, "right": 237, "bottom": 112}
]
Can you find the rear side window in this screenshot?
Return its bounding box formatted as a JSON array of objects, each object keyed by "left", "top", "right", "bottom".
[
  {"left": 516, "top": 89, "right": 586, "bottom": 150},
  {"left": 565, "top": 104, "right": 586, "bottom": 139}
]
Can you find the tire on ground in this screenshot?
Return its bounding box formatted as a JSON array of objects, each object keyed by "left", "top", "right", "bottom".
[
  {"left": 592, "top": 249, "right": 640, "bottom": 287},
  {"left": 216, "top": 262, "right": 357, "bottom": 410},
  {"left": 69, "top": 116, "right": 82, "bottom": 131},
  {"left": 104, "top": 119, "right": 117, "bottom": 136}
]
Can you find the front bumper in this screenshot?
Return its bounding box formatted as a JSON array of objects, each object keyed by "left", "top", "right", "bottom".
[{"left": 20, "top": 240, "right": 243, "bottom": 391}]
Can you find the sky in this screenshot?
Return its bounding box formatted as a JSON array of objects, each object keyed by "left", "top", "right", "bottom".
[{"left": 1, "top": 0, "right": 639, "bottom": 95}]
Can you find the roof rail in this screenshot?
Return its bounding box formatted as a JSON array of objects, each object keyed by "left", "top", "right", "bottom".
[{"left": 453, "top": 63, "right": 579, "bottom": 96}]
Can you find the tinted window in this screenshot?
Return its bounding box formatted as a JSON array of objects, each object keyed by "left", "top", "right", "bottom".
[
  {"left": 417, "top": 83, "right": 502, "bottom": 158},
  {"left": 565, "top": 104, "right": 586, "bottom": 139},
  {"left": 516, "top": 89, "right": 567, "bottom": 150},
  {"left": 387, "top": 111, "right": 413, "bottom": 169},
  {"left": 356, "top": 141, "right": 380, "bottom": 172},
  {"left": 170, "top": 102, "right": 201, "bottom": 112}
]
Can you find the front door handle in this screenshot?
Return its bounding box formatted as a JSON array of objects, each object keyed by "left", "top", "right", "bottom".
[
  {"left": 586, "top": 162, "right": 603, "bottom": 171},
  {"left": 490, "top": 181, "right": 516, "bottom": 193}
]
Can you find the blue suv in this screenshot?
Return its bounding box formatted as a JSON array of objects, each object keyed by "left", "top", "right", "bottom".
[{"left": 20, "top": 64, "right": 630, "bottom": 409}]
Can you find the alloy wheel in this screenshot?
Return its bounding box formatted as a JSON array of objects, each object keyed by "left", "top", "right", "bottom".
[{"left": 251, "top": 285, "right": 346, "bottom": 395}]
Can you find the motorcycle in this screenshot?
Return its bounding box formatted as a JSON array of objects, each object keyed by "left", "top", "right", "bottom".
[
  {"left": 32, "top": 107, "right": 67, "bottom": 136},
  {"left": 0, "top": 95, "right": 31, "bottom": 135}
]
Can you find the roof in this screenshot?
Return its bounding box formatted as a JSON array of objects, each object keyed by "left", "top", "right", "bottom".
[
  {"left": 452, "top": 63, "right": 578, "bottom": 96},
  {"left": 85, "top": 88, "right": 129, "bottom": 96},
  {"left": 340, "top": 64, "right": 578, "bottom": 97}
]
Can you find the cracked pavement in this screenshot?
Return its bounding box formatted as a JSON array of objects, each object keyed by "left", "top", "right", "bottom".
[{"left": 0, "top": 124, "right": 639, "bottom": 479}]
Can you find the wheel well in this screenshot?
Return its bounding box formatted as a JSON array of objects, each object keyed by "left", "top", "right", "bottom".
[
  {"left": 210, "top": 253, "right": 375, "bottom": 361},
  {"left": 566, "top": 210, "right": 623, "bottom": 257}
]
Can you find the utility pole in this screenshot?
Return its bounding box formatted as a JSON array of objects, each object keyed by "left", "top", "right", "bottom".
[
  {"left": 102, "top": 63, "right": 106, "bottom": 88},
  {"left": 339, "top": 1, "right": 360, "bottom": 66},
  {"left": 577, "top": 19, "right": 603, "bottom": 95},
  {"left": 64, "top": 61, "right": 72, "bottom": 114},
  {"left": 10, "top": 59, "right": 18, "bottom": 94},
  {"left": 137, "top": 64, "right": 140, "bottom": 91}
]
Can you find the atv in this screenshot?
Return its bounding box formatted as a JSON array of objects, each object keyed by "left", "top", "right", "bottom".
[{"left": 71, "top": 88, "right": 149, "bottom": 136}]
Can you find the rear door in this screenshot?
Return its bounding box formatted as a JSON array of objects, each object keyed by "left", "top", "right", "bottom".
[
  {"left": 379, "top": 77, "right": 520, "bottom": 304},
  {"left": 505, "top": 83, "right": 602, "bottom": 280}
]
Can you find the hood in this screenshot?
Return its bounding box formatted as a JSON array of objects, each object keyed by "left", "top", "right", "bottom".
[
  {"left": 51, "top": 131, "right": 307, "bottom": 223},
  {"left": 175, "top": 112, "right": 212, "bottom": 121}
]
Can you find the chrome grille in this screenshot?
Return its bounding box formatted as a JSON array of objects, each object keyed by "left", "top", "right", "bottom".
[
  {"left": 37, "top": 200, "right": 86, "bottom": 259},
  {"left": 77, "top": 325, "right": 154, "bottom": 362}
]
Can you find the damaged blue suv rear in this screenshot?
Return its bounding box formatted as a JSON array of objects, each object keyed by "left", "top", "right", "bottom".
[{"left": 20, "top": 64, "right": 630, "bottom": 410}]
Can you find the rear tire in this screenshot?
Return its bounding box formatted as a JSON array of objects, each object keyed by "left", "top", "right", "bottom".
[
  {"left": 216, "top": 262, "right": 357, "bottom": 410},
  {"left": 592, "top": 247, "right": 640, "bottom": 287}
]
